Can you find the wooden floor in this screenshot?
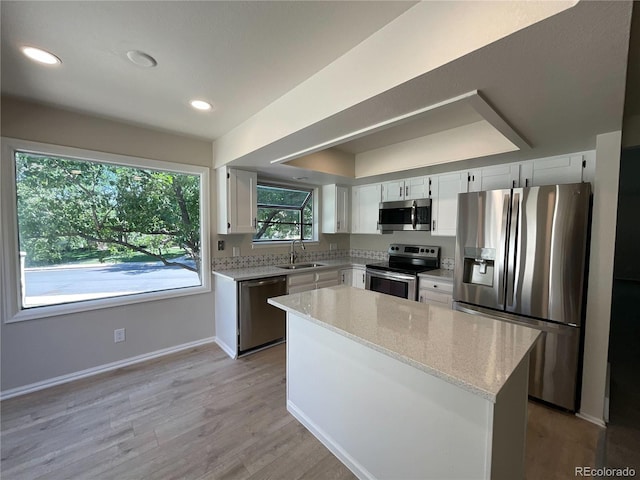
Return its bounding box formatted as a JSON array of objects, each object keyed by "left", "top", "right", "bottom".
[{"left": 1, "top": 343, "right": 603, "bottom": 480}]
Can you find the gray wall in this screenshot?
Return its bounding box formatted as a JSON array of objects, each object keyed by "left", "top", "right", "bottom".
[{"left": 1, "top": 96, "right": 215, "bottom": 392}]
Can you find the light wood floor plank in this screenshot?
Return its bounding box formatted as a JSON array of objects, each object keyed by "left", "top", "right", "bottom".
[{"left": 1, "top": 342, "right": 602, "bottom": 480}]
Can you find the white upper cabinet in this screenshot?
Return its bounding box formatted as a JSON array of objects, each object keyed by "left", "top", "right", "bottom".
[
  {"left": 520, "top": 154, "right": 584, "bottom": 187},
  {"left": 406, "top": 176, "right": 429, "bottom": 200},
  {"left": 322, "top": 184, "right": 350, "bottom": 233},
  {"left": 429, "top": 172, "right": 468, "bottom": 237},
  {"left": 382, "top": 176, "right": 429, "bottom": 202},
  {"left": 381, "top": 179, "right": 406, "bottom": 202},
  {"left": 468, "top": 164, "right": 521, "bottom": 192},
  {"left": 217, "top": 166, "right": 257, "bottom": 234},
  {"left": 352, "top": 183, "right": 382, "bottom": 234}
]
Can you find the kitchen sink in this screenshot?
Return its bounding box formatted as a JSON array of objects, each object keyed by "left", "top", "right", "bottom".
[{"left": 276, "top": 263, "right": 325, "bottom": 270}]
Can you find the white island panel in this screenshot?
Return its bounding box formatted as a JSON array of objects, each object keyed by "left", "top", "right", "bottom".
[
  {"left": 287, "top": 315, "right": 496, "bottom": 479},
  {"left": 270, "top": 286, "right": 538, "bottom": 480}
]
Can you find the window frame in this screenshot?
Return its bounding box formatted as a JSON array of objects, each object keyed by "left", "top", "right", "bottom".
[
  {"left": 1, "top": 137, "right": 211, "bottom": 323},
  {"left": 252, "top": 180, "right": 318, "bottom": 244}
]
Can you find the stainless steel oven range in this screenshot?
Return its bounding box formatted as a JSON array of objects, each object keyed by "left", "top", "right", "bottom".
[{"left": 366, "top": 244, "right": 440, "bottom": 300}]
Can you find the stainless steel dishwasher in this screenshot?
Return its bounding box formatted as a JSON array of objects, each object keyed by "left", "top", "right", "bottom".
[{"left": 238, "top": 276, "right": 287, "bottom": 354}]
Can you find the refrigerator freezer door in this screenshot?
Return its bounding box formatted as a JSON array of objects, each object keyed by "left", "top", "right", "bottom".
[
  {"left": 506, "top": 184, "right": 591, "bottom": 326},
  {"left": 454, "top": 189, "right": 511, "bottom": 310},
  {"left": 454, "top": 302, "right": 582, "bottom": 411}
]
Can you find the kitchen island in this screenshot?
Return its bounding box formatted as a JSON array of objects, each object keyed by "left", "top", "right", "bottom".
[{"left": 268, "top": 285, "right": 540, "bottom": 480}]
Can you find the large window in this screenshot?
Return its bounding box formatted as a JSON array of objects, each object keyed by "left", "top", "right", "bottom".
[
  {"left": 1, "top": 139, "right": 210, "bottom": 321},
  {"left": 253, "top": 183, "right": 313, "bottom": 242}
]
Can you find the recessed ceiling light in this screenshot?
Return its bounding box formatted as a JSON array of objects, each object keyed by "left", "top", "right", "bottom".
[
  {"left": 190, "top": 100, "right": 212, "bottom": 111},
  {"left": 293, "top": 176, "right": 308, "bottom": 181},
  {"left": 126, "top": 50, "right": 157, "bottom": 68},
  {"left": 21, "top": 46, "right": 61, "bottom": 65}
]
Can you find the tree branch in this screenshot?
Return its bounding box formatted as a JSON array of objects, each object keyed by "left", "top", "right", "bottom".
[{"left": 75, "top": 233, "right": 198, "bottom": 273}]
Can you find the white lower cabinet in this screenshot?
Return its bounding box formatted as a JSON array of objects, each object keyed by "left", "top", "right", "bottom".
[
  {"left": 340, "top": 266, "right": 366, "bottom": 289},
  {"left": 418, "top": 277, "right": 453, "bottom": 308},
  {"left": 352, "top": 266, "right": 366, "bottom": 289},
  {"left": 288, "top": 269, "right": 340, "bottom": 293}
]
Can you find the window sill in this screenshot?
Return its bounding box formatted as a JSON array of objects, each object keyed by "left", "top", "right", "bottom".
[
  {"left": 4, "top": 284, "right": 211, "bottom": 323},
  {"left": 251, "top": 241, "right": 319, "bottom": 250}
]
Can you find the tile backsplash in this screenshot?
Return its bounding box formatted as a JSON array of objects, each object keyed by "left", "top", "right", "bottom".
[{"left": 213, "top": 248, "right": 454, "bottom": 270}]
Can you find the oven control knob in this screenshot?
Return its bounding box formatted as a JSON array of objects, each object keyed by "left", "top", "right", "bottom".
[
  {"left": 430, "top": 249, "right": 435, "bottom": 253},
  {"left": 420, "top": 248, "right": 424, "bottom": 252}
]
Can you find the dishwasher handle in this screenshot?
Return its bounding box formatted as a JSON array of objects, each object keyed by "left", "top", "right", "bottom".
[{"left": 242, "top": 276, "right": 286, "bottom": 288}]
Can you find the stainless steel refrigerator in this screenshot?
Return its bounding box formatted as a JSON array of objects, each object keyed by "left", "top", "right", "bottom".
[{"left": 453, "top": 183, "right": 591, "bottom": 411}]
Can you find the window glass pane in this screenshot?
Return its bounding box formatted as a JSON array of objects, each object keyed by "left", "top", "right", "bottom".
[
  {"left": 257, "top": 185, "right": 309, "bottom": 207},
  {"left": 15, "top": 151, "right": 202, "bottom": 309},
  {"left": 254, "top": 183, "right": 313, "bottom": 242}
]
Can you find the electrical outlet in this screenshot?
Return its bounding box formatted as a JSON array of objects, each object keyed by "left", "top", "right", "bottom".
[
  {"left": 114, "top": 328, "right": 125, "bottom": 343},
  {"left": 329, "top": 243, "right": 337, "bottom": 251},
  {"left": 217, "top": 240, "right": 225, "bottom": 251},
  {"left": 232, "top": 246, "right": 240, "bottom": 257}
]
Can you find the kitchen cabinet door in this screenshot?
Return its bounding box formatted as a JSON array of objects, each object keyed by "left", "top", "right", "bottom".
[
  {"left": 217, "top": 166, "right": 257, "bottom": 234},
  {"left": 322, "top": 185, "right": 350, "bottom": 233},
  {"left": 405, "top": 176, "right": 429, "bottom": 199},
  {"left": 352, "top": 267, "right": 366, "bottom": 289},
  {"left": 382, "top": 179, "right": 405, "bottom": 202},
  {"left": 520, "top": 154, "right": 584, "bottom": 187},
  {"left": 340, "top": 269, "right": 352, "bottom": 286},
  {"left": 430, "top": 172, "right": 468, "bottom": 237},
  {"left": 352, "top": 183, "right": 382, "bottom": 234},
  {"left": 468, "top": 164, "right": 521, "bottom": 192}
]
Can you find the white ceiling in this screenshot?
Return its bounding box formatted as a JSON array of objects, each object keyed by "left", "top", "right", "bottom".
[
  {"left": 0, "top": 1, "right": 416, "bottom": 140},
  {"left": 1, "top": 0, "right": 635, "bottom": 185},
  {"left": 228, "top": 0, "right": 633, "bottom": 181}
]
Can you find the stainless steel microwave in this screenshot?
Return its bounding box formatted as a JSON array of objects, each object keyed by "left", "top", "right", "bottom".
[{"left": 378, "top": 198, "right": 431, "bottom": 232}]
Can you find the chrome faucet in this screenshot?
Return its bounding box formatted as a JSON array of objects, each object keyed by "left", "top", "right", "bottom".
[{"left": 290, "top": 239, "right": 305, "bottom": 264}]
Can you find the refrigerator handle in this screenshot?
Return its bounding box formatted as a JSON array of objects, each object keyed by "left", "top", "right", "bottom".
[
  {"left": 498, "top": 194, "right": 510, "bottom": 307},
  {"left": 506, "top": 192, "right": 520, "bottom": 307}
]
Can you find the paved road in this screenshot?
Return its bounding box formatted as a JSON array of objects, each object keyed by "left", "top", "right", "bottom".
[{"left": 24, "top": 262, "right": 201, "bottom": 307}]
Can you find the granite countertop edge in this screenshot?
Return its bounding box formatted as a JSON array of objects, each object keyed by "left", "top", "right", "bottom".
[
  {"left": 212, "top": 256, "right": 371, "bottom": 281},
  {"left": 268, "top": 295, "right": 508, "bottom": 403}
]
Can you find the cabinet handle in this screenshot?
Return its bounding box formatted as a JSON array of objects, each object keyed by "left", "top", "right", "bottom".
[
  {"left": 433, "top": 285, "right": 437, "bottom": 288},
  {"left": 432, "top": 220, "right": 436, "bottom": 231},
  {"left": 405, "top": 186, "right": 409, "bottom": 197},
  {"left": 512, "top": 180, "right": 516, "bottom": 188},
  {"left": 419, "top": 295, "right": 423, "bottom": 302},
  {"left": 399, "top": 186, "right": 403, "bottom": 197},
  {"left": 337, "top": 220, "right": 341, "bottom": 230},
  {"left": 525, "top": 178, "right": 529, "bottom": 187},
  {"left": 253, "top": 217, "right": 257, "bottom": 228}
]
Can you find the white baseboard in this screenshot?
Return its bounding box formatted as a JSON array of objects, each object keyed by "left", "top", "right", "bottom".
[
  {"left": 214, "top": 337, "right": 237, "bottom": 359},
  {"left": 0, "top": 337, "right": 216, "bottom": 401},
  {"left": 287, "top": 400, "right": 373, "bottom": 480},
  {"left": 576, "top": 411, "right": 607, "bottom": 428}
]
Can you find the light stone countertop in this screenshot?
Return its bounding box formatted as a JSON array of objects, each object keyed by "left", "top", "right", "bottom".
[
  {"left": 418, "top": 268, "right": 454, "bottom": 281},
  {"left": 212, "top": 256, "right": 370, "bottom": 281},
  {"left": 269, "top": 285, "right": 540, "bottom": 402}
]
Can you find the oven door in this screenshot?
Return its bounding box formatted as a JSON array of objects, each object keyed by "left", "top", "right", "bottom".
[{"left": 365, "top": 269, "right": 417, "bottom": 300}]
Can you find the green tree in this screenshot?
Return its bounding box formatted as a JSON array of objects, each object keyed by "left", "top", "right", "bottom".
[
  {"left": 254, "top": 185, "right": 312, "bottom": 241},
  {"left": 15, "top": 152, "right": 201, "bottom": 274}
]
